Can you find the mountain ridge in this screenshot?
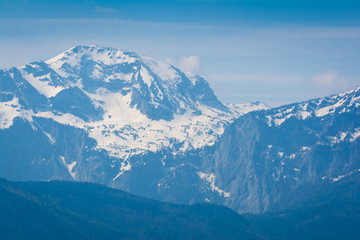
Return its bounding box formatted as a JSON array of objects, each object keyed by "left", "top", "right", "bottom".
[
  {"left": 2, "top": 178, "right": 360, "bottom": 240},
  {"left": 0, "top": 178, "right": 259, "bottom": 240},
  {"left": 1, "top": 45, "right": 359, "bottom": 215},
  {"left": 205, "top": 85, "right": 360, "bottom": 213}
]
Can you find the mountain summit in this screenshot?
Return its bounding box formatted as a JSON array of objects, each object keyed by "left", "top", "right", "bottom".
[
  {"left": 1, "top": 45, "right": 241, "bottom": 160},
  {"left": 42, "top": 45, "right": 228, "bottom": 121}
]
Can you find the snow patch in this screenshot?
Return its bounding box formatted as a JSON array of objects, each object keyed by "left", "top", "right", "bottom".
[
  {"left": 315, "top": 98, "right": 346, "bottom": 117},
  {"left": 0, "top": 97, "right": 33, "bottom": 129},
  {"left": 59, "top": 156, "right": 76, "bottom": 180},
  {"left": 226, "top": 102, "right": 269, "bottom": 116},
  {"left": 331, "top": 175, "right": 345, "bottom": 182},
  {"left": 350, "top": 128, "right": 360, "bottom": 142},
  {"left": 197, "top": 172, "right": 230, "bottom": 198},
  {"left": 19, "top": 68, "right": 64, "bottom": 98},
  {"left": 43, "top": 130, "right": 55, "bottom": 145}
]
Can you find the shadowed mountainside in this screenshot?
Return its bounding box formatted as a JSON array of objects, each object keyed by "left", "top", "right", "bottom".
[{"left": 0, "top": 178, "right": 259, "bottom": 240}]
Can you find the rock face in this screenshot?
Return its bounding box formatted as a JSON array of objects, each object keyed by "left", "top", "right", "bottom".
[{"left": 205, "top": 87, "right": 360, "bottom": 213}]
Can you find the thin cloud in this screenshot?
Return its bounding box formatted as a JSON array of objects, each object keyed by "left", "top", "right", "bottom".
[
  {"left": 178, "top": 56, "right": 200, "bottom": 72},
  {"left": 0, "top": 18, "right": 219, "bottom": 31},
  {"left": 311, "top": 71, "right": 349, "bottom": 90},
  {"left": 307, "top": 71, "right": 360, "bottom": 98},
  {"left": 207, "top": 72, "right": 304, "bottom": 83},
  {"left": 166, "top": 56, "right": 200, "bottom": 73}
]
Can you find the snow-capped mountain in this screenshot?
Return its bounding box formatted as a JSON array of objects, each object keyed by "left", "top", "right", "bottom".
[
  {"left": 1, "top": 45, "right": 234, "bottom": 160},
  {"left": 0, "top": 45, "right": 267, "bottom": 185},
  {"left": 203, "top": 86, "right": 360, "bottom": 213}
]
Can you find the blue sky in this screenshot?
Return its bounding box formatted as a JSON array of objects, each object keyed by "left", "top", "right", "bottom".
[{"left": 1, "top": 0, "right": 360, "bottom": 106}]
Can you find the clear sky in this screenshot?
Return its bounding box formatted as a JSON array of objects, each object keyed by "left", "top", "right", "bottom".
[{"left": 1, "top": 0, "right": 360, "bottom": 106}]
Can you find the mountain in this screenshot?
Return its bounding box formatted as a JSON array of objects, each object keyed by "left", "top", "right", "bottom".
[
  {"left": 0, "top": 45, "right": 233, "bottom": 160},
  {"left": 1, "top": 45, "right": 359, "bottom": 215},
  {"left": 0, "top": 45, "right": 238, "bottom": 179},
  {"left": 203, "top": 86, "right": 360, "bottom": 213},
  {"left": 246, "top": 173, "right": 360, "bottom": 240},
  {"left": 0, "top": 45, "right": 267, "bottom": 206},
  {"left": 0, "top": 178, "right": 259, "bottom": 240},
  {"left": 2, "top": 178, "right": 360, "bottom": 240}
]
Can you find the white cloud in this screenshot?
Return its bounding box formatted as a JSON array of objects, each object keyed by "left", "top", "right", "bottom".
[
  {"left": 311, "top": 71, "right": 349, "bottom": 90},
  {"left": 165, "top": 58, "right": 175, "bottom": 65},
  {"left": 166, "top": 56, "right": 200, "bottom": 73},
  {"left": 178, "top": 56, "right": 200, "bottom": 72}
]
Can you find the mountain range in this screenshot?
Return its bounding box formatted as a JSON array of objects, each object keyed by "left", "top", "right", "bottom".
[{"left": 0, "top": 45, "right": 359, "bottom": 215}]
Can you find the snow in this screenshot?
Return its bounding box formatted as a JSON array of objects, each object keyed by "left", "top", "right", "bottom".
[
  {"left": 60, "top": 156, "right": 76, "bottom": 180},
  {"left": 42, "top": 130, "right": 55, "bottom": 145},
  {"left": 264, "top": 86, "right": 360, "bottom": 127},
  {"left": 37, "top": 87, "right": 235, "bottom": 159},
  {"left": 140, "top": 66, "right": 154, "bottom": 88},
  {"left": 197, "top": 172, "right": 230, "bottom": 198},
  {"left": 45, "top": 45, "right": 137, "bottom": 81},
  {"left": 18, "top": 69, "right": 64, "bottom": 98},
  {"left": 92, "top": 67, "right": 101, "bottom": 79},
  {"left": 35, "top": 111, "right": 86, "bottom": 126},
  {"left": 184, "top": 72, "right": 200, "bottom": 85},
  {"left": 332, "top": 175, "right": 345, "bottom": 182},
  {"left": 274, "top": 117, "right": 286, "bottom": 126},
  {"left": 350, "top": 128, "right": 360, "bottom": 142},
  {"left": 46, "top": 45, "right": 137, "bottom": 68},
  {"left": 226, "top": 102, "right": 269, "bottom": 116},
  {"left": 315, "top": 98, "right": 346, "bottom": 117},
  {"left": 327, "top": 129, "right": 360, "bottom": 145},
  {"left": 113, "top": 160, "right": 132, "bottom": 181},
  {"left": 349, "top": 95, "right": 360, "bottom": 107},
  {"left": 0, "top": 97, "right": 33, "bottom": 129},
  {"left": 140, "top": 55, "right": 179, "bottom": 83},
  {"left": 284, "top": 106, "right": 295, "bottom": 114},
  {"left": 266, "top": 116, "right": 272, "bottom": 126},
  {"left": 300, "top": 102, "right": 308, "bottom": 111},
  {"left": 298, "top": 110, "right": 311, "bottom": 120},
  {"left": 340, "top": 132, "right": 348, "bottom": 141},
  {"left": 330, "top": 168, "right": 360, "bottom": 182}
]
